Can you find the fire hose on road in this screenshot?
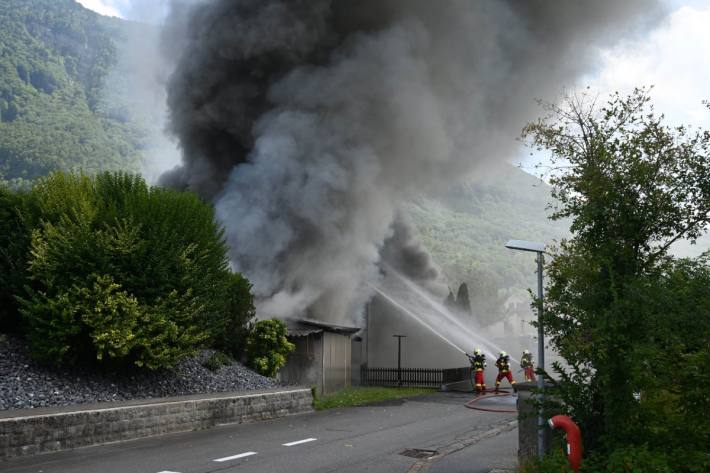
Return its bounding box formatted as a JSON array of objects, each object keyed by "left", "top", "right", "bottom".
[
  {"left": 464, "top": 388, "right": 584, "bottom": 471},
  {"left": 464, "top": 388, "right": 516, "bottom": 413}
]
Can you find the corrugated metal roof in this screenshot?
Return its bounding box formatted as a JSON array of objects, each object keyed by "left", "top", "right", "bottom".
[
  {"left": 285, "top": 318, "right": 360, "bottom": 337},
  {"left": 287, "top": 326, "right": 323, "bottom": 337}
]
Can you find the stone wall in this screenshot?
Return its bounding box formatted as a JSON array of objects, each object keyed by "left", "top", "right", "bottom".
[{"left": 0, "top": 388, "right": 313, "bottom": 460}]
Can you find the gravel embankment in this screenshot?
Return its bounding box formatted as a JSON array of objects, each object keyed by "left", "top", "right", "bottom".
[{"left": 0, "top": 334, "right": 280, "bottom": 411}]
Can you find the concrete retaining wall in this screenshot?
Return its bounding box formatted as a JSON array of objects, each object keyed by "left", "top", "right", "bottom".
[
  {"left": 0, "top": 388, "right": 313, "bottom": 460},
  {"left": 514, "top": 382, "right": 553, "bottom": 466}
]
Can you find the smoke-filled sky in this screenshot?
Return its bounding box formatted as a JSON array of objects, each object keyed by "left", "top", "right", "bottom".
[
  {"left": 78, "top": 0, "right": 710, "bottom": 326},
  {"left": 77, "top": 0, "right": 710, "bottom": 142}
]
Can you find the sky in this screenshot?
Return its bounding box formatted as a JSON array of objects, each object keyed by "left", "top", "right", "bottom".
[
  {"left": 75, "top": 0, "right": 171, "bottom": 24},
  {"left": 77, "top": 0, "right": 710, "bottom": 138}
]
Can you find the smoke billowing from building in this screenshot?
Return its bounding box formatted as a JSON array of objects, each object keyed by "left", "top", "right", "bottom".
[{"left": 162, "top": 0, "right": 660, "bottom": 324}]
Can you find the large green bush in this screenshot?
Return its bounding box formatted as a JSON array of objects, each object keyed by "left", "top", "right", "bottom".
[
  {"left": 15, "top": 171, "right": 253, "bottom": 369},
  {"left": 245, "top": 319, "right": 295, "bottom": 377}
]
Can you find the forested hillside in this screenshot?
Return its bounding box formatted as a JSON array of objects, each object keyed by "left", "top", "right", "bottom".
[
  {"left": 0, "top": 0, "right": 142, "bottom": 187},
  {"left": 404, "top": 165, "right": 569, "bottom": 324},
  {"left": 407, "top": 163, "right": 710, "bottom": 325},
  {"left": 407, "top": 165, "right": 568, "bottom": 287}
]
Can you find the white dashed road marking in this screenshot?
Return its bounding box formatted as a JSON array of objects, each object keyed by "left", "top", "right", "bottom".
[
  {"left": 213, "top": 451, "right": 258, "bottom": 462},
  {"left": 157, "top": 471, "right": 181, "bottom": 473},
  {"left": 283, "top": 438, "right": 317, "bottom": 447}
]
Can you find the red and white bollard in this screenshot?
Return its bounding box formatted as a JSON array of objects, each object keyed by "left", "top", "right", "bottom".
[{"left": 548, "top": 415, "right": 583, "bottom": 472}]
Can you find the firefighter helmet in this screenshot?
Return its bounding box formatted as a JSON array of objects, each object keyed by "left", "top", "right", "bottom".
[
  {"left": 500, "top": 351, "right": 507, "bottom": 357},
  {"left": 474, "top": 348, "right": 482, "bottom": 355},
  {"left": 523, "top": 349, "right": 530, "bottom": 355}
]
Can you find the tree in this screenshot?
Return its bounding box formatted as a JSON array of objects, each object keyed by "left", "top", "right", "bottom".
[
  {"left": 455, "top": 282, "right": 471, "bottom": 315},
  {"left": 245, "top": 319, "right": 295, "bottom": 378},
  {"left": 523, "top": 88, "right": 710, "bottom": 469},
  {"left": 444, "top": 289, "right": 456, "bottom": 310},
  {"left": 464, "top": 268, "right": 507, "bottom": 326}
]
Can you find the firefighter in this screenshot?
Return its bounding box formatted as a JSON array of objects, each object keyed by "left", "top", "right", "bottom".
[
  {"left": 467, "top": 348, "right": 487, "bottom": 394},
  {"left": 495, "top": 351, "right": 516, "bottom": 393},
  {"left": 521, "top": 349, "right": 536, "bottom": 382}
]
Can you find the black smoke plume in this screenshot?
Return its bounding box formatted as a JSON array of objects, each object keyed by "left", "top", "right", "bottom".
[{"left": 162, "top": 0, "right": 661, "bottom": 324}]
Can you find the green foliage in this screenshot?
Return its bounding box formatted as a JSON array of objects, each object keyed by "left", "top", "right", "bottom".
[
  {"left": 202, "top": 351, "right": 234, "bottom": 372},
  {"left": 522, "top": 446, "right": 674, "bottom": 473},
  {"left": 20, "top": 273, "right": 141, "bottom": 365},
  {"left": 523, "top": 88, "right": 710, "bottom": 471},
  {"left": 245, "top": 319, "right": 295, "bottom": 378},
  {"left": 14, "top": 171, "right": 253, "bottom": 370},
  {"left": 600, "top": 446, "right": 673, "bottom": 473},
  {"left": 313, "top": 387, "right": 435, "bottom": 411},
  {"left": 518, "top": 448, "right": 573, "bottom": 473},
  {"left": 455, "top": 282, "right": 471, "bottom": 314},
  {"left": 406, "top": 166, "right": 569, "bottom": 288},
  {"left": 405, "top": 166, "right": 569, "bottom": 326},
  {"left": 0, "top": 185, "right": 33, "bottom": 330},
  {"left": 208, "top": 271, "right": 256, "bottom": 358},
  {"left": 0, "top": 0, "right": 143, "bottom": 187}
]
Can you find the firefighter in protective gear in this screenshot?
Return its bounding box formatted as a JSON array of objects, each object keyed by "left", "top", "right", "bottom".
[
  {"left": 495, "top": 351, "right": 516, "bottom": 393},
  {"left": 467, "top": 348, "right": 487, "bottom": 394},
  {"left": 521, "top": 349, "right": 536, "bottom": 382}
]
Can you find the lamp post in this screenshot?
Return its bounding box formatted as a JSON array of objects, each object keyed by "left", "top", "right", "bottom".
[
  {"left": 505, "top": 239, "right": 546, "bottom": 457},
  {"left": 392, "top": 335, "right": 407, "bottom": 387}
]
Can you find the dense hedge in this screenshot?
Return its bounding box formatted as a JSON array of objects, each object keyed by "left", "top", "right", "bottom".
[{"left": 1, "top": 171, "right": 255, "bottom": 369}]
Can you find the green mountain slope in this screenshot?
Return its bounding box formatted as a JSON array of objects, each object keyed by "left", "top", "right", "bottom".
[
  {"left": 0, "top": 0, "right": 141, "bottom": 187},
  {"left": 407, "top": 164, "right": 709, "bottom": 325},
  {"left": 407, "top": 165, "right": 568, "bottom": 288},
  {"left": 405, "top": 165, "right": 569, "bottom": 324}
]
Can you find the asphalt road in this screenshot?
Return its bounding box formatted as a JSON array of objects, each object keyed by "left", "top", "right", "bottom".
[{"left": 0, "top": 392, "right": 517, "bottom": 473}]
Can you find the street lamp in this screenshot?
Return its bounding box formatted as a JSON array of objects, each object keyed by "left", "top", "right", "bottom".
[
  {"left": 392, "top": 335, "right": 407, "bottom": 387},
  {"left": 505, "top": 239, "right": 546, "bottom": 457}
]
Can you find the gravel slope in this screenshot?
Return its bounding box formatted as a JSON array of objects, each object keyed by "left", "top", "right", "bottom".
[{"left": 0, "top": 334, "right": 279, "bottom": 411}]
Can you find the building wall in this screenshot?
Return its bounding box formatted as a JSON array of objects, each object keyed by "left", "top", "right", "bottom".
[
  {"left": 322, "top": 332, "right": 351, "bottom": 394},
  {"left": 366, "top": 295, "right": 466, "bottom": 369},
  {"left": 279, "top": 334, "right": 323, "bottom": 393}
]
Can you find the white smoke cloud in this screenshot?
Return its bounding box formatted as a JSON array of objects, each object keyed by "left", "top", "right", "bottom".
[{"left": 584, "top": 4, "right": 710, "bottom": 130}]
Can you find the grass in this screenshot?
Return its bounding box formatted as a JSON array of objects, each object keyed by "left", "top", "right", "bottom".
[{"left": 313, "top": 386, "right": 437, "bottom": 410}]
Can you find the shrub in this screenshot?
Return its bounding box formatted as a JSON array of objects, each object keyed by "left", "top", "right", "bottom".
[
  {"left": 16, "top": 171, "right": 252, "bottom": 369},
  {"left": 245, "top": 319, "right": 295, "bottom": 377},
  {"left": 518, "top": 448, "right": 573, "bottom": 473},
  {"left": 207, "top": 271, "right": 255, "bottom": 358},
  {"left": 602, "top": 446, "right": 673, "bottom": 473},
  {"left": 202, "top": 351, "right": 233, "bottom": 372},
  {"left": 0, "top": 186, "right": 33, "bottom": 332}
]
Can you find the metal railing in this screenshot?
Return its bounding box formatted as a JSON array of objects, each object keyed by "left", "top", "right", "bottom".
[{"left": 361, "top": 366, "right": 444, "bottom": 387}]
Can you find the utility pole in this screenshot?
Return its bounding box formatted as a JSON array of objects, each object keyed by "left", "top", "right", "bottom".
[
  {"left": 536, "top": 252, "right": 546, "bottom": 457},
  {"left": 505, "top": 239, "right": 548, "bottom": 457},
  {"left": 392, "top": 335, "right": 407, "bottom": 387}
]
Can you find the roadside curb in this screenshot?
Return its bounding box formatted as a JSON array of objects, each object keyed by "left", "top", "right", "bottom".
[
  {"left": 0, "top": 387, "right": 313, "bottom": 460},
  {"left": 406, "top": 419, "right": 518, "bottom": 473}
]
